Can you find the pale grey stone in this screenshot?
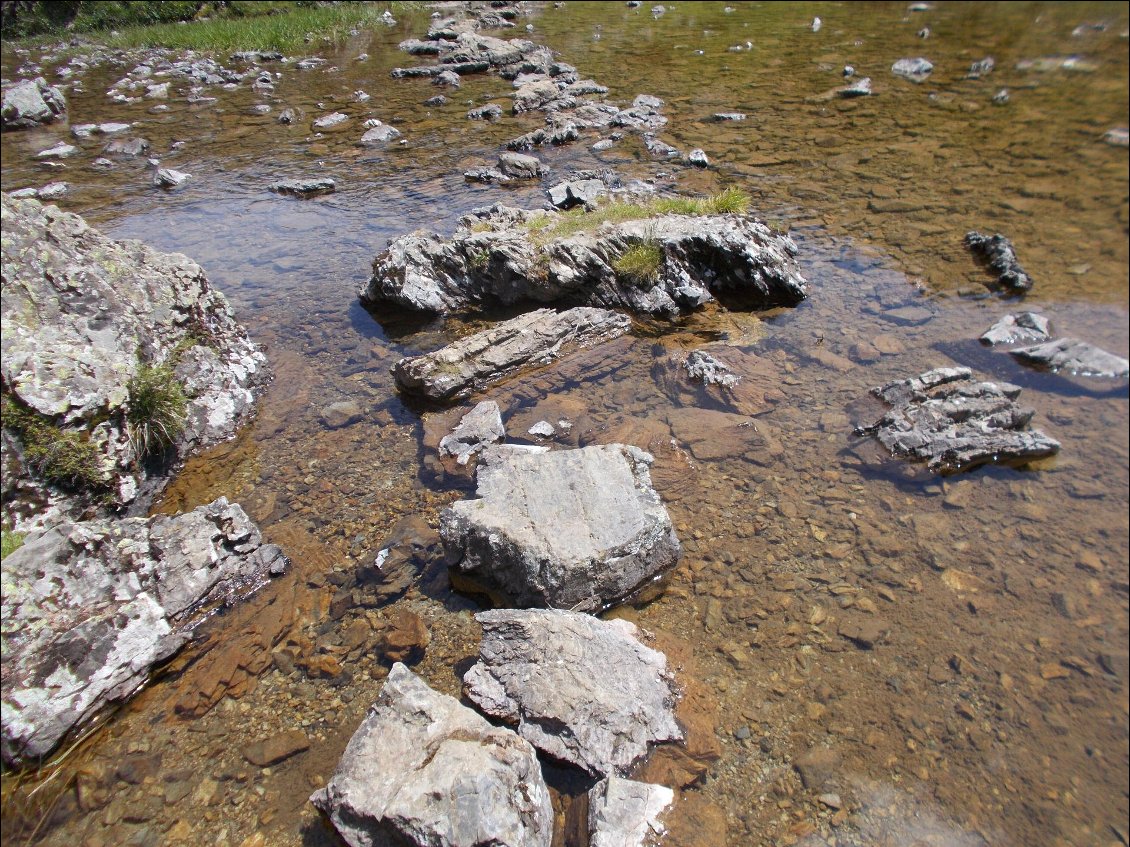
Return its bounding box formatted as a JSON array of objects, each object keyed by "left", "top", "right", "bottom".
[
  {"left": 359, "top": 124, "right": 401, "bottom": 145},
  {"left": 1009, "top": 338, "right": 1129, "bottom": 379},
  {"left": 463, "top": 609, "right": 683, "bottom": 776},
  {"left": 311, "top": 663, "right": 552, "bottom": 847},
  {"left": 892, "top": 57, "right": 934, "bottom": 82},
  {"left": 498, "top": 151, "right": 543, "bottom": 178},
  {"left": 439, "top": 401, "right": 505, "bottom": 465},
  {"left": 588, "top": 777, "right": 674, "bottom": 847},
  {"left": 153, "top": 168, "right": 191, "bottom": 188},
  {"left": 1, "top": 77, "right": 66, "bottom": 129},
  {"left": 312, "top": 111, "right": 348, "bottom": 130},
  {"left": 979, "top": 312, "right": 1051, "bottom": 346},
  {"left": 547, "top": 178, "right": 605, "bottom": 209}
]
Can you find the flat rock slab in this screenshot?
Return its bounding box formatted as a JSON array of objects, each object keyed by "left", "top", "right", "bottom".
[
  {"left": 269, "top": 178, "right": 336, "bottom": 197},
  {"left": 391, "top": 307, "right": 631, "bottom": 402},
  {"left": 854, "top": 366, "right": 1060, "bottom": 474},
  {"left": 362, "top": 203, "right": 807, "bottom": 318},
  {"left": 1009, "top": 337, "right": 1129, "bottom": 379},
  {"left": 442, "top": 444, "right": 680, "bottom": 611},
  {"left": 980, "top": 312, "right": 1051, "bottom": 346},
  {"left": 242, "top": 729, "right": 310, "bottom": 767},
  {"left": 463, "top": 610, "right": 684, "bottom": 777},
  {"left": 589, "top": 776, "right": 674, "bottom": 847},
  {"left": 1, "top": 498, "right": 287, "bottom": 765},
  {"left": 310, "top": 662, "right": 552, "bottom": 847}
]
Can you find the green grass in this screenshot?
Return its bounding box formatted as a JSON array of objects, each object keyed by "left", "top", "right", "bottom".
[
  {"left": 1, "top": 530, "right": 25, "bottom": 559},
  {"left": 1, "top": 396, "right": 110, "bottom": 491},
  {"left": 612, "top": 240, "right": 663, "bottom": 286},
  {"left": 126, "top": 363, "right": 187, "bottom": 460},
  {"left": 528, "top": 188, "right": 752, "bottom": 243}
]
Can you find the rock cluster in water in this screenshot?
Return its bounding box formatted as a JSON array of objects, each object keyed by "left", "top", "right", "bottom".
[{"left": 1, "top": 77, "right": 67, "bottom": 128}]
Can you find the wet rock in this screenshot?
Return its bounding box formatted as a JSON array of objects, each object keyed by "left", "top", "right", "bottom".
[
  {"left": 463, "top": 609, "right": 683, "bottom": 776},
  {"left": 712, "top": 112, "right": 746, "bottom": 121},
  {"left": 547, "top": 178, "right": 606, "bottom": 209},
  {"left": 268, "top": 177, "right": 335, "bottom": 197},
  {"left": 527, "top": 420, "right": 555, "bottom": 438},
  {"left": 359, "top": 124, "right": 401, "bottom": 144},
  {"left": 498, "top": 151, "right": 543, "bottom": 178},
  {"left": 1, "top": 194, "right": 267, "bottom": 512},
  {"left": 979, "top": 312, "right": 1051, "bottom": 346},
  {"left": 320, "top": 400, "right": 363, "bottom": 429},
  {"left": 891, "top": 57, "right": 934, "bottom": 82},
  {"left": 464, "top": 166, "right": 511, "bottom": 184},
  {"left": 467, "top": 103, "right": 503, "bottom": 120},
  {"left": 1, "top": 498, "right": 287, "bottom": 765},
  {"left": 433, "top": 69, "right": 461, "bottom": 87},
  {"left": 838, "top": 617, "right": 890, "bottom": 649},
  {"left": 793, "top": 747, "right": 841, "bottom": 792},
  {"left": 992, "top": 89, "right": 1010, "bottom": 105},
  {"left": 686, "top": 148, "right": 709, "bottom": 167},
  {"left": 424, "top": 94, "right": 448, "bottom": 106},
  {"left": 1, "top": 77, "right": 66, "bottom": 129},
  {"left": 242, "top": 730, "right": 310, "bottom": 767},
  {"left": 153, "top": 168, "right": 190, "bottom": 189},
  {"left": 839, "top": 77, "right": 872, "bottom": 97},
  {"left": 391, "top": 307, "right": 631, "bottom": 402},
  {"left": 1103, "top": 127, "right": 1129, "bottom": 147},
  {"left": 1009, "top": 338, "right": 1129, "bottom": 379},
  {"left": 102, "top": 137, "right": 150, "bottom": 157},
  {"left": 375, "top": 609, "right": 430, "bottom": 663},
  {"left": 295, "top": 57, "right": 328, "bottom": 70},
  {"left": 588, "top": 777, "right": 673, "bottom": 847},
  {"left": 310, "top": 662, "right": 552, "bottom": 847},
  {"left": 963, "top": 231, "right": 1033, "bottom": 292},
  {"left": 312, "top": 112, "right": 348, "bottom": 130},
  {"left": 442, "top": 443, "right": 680, "bottom": 611},
  {"left": 363, "top": 203, "right": 807, "bottom": 318},
  {"left": 230, "top": 50, "right": 283, "bottom": 63},
  {"left": 854, "top": 366, "right": 1060, "bottom": 474},
  {"left": 35, "top": 142, "right": 78, "bottom": 159},
  {"left": 655, "top": 347, "right": 784, "bottom": 417},
  {"left": 643, "top": 135, "right": 679, "bottom": 158},
  {"left": 277, "top": 108, "right": 298, "bottom": 124},
  {"left": 967, "top": 56, "right": 995, "bottom": 78},
  {"left": 438, "top": 400, "right": 506, "bottom": 468}
]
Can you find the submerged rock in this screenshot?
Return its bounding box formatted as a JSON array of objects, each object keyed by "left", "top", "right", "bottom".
[
  {"left": 102, "top": 136, "right": 150, "bottom": 157},
  {"left": 967, "top": 56, "right": 995, "bottom": 78},
  {"left": 391, "top": 307, "right": 631, "bottom": 402},
  {"left": 269, "top": 177, "right": 336, "bottom": 197},
  {"left": 1, "top": 498, "right": 287, "bottom": 766},
  {"left": 980, "top": 312, "right": 1051, "bottom": 346},
  {"left": 589, "top": 777, "right": 674, "bottom": 847},
  {"left": 963, "top": 231, "right": 1033, "bottom": 293},
  {"left": 1, "top": 77, "right": 66, "bottom": 129},
  {"left": 311, "top": 662, "right": 552, "bottom": 847},
  {"left": 1009, "top": 338, "right": 1129, "bottom": 379},
  {"left": 363, "top": 203, "right": 807, "bottom": 318},
  {"left": 854, "top": 366, "right": 1060, "bottom": 474},
  {"left": 463, "top": 609, "right": 683, "bottom": 776},
  {"left": 441, "top": 443, "right": 680, "bottom": 611},
  {"left": 891, "top": 57, "right": 934, "bottom": 82}
]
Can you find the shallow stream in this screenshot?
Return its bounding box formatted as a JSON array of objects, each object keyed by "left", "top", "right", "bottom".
[{"left": 2, "top": 2, "right": 1128, "bottom": 846}]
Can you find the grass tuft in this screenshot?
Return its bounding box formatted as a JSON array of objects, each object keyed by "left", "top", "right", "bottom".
[
  {"left": 126, "top": 363, "right": 187, "bottom": 461},
  {"left": 1, "top": 529, "right": 25, "bottom": 559},
  {"left": 612, "top": 240, "right": 664, "bottom": 286},
  {"left": 2, "top": 396, "right": 110, "bottom": 491}
]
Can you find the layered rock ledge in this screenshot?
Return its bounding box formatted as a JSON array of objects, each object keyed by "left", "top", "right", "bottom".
[
  {"left": 363, "top": 203, "right": 807, "bottom": 318},
  {"left": 441, "top": 444, "right": 680, "bottom": 611},
  {"left": 0, "top": 498, "right": 287, "bottom": 765}
]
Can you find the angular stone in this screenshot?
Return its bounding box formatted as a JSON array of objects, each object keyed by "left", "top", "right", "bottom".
[
  {"left": 1, "top": 78, "right": 66, "bottom": 129},
  {"left": 242, "top": 730, "right": 310, "bottom": 767},
  {"left": 359, "top": 124, "right": 401, "bottom": 145},
  {"left": 1009, "top": 338, "right": 1128, "bottom": 379},
  {"left": 463, "top": 609, "right": 683, "bottom": 776},
  {"left": 320, "top": 400, "right": 363, "bottom": 429},
  {"left": 442, "top": 443, "right": 680, "bottom": 611},
  {"left": 391, "top": 307, "right": 631, "bottom": 402},
  {"left": 153, "top": 168, "right": 190, "bottom": 189},
  {"left": 588, "top": 777, "right": 674, "bottom": 847},
  {"left": 1, "top": 498, "right": 287, "bottom": 766},
  {"left": 438, "top": 400, "right": 506, "bottom": 466},
  {"left": 312, "top": 111, "right": 348, "bottom": 130},
  {"left": 547, "top": 178, "right": 606, "bottom": 209},
  {"left": 891, "top": 57, "right": 933, "bottom": 82},
  {"left": 102, "top": 137, "right": 150, "bottom": 157},
  {"left": 980, "top": 312, "right": 1051, "bottom": 346},
  {"left": 269, "top": 178, "right": 335, "bottom": 197},
  {"left": 855, "top": 366, "right": 1060, "bottom": 474},
  {"left": 310, "top": 662, "right": 552, "bottom": 847},
  {"left": 498, "top": 151, "right": 543, "bottom": 178},
  {"left": 963, "top": 231, "right": 1033, "bottom": 293}
]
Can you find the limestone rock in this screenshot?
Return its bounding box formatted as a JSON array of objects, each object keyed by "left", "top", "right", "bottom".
[
  {"left": 363, "top": 203, "right": 807, "bottom": 318},
  {"left": 1009, "top": 338, "right": 1129, "bottom": 379},
  {"left": 310, "top": 662, "right": 552, "bottom": 847},
  {"left": 589, "top": 777, "right": 674, "bottom": 847},
  {"left": 854, "top": 366, "right": 1060, "bottom": 474},
  {"left": 980, "top": 312, "right": 1051, "bottom": 346},
  {"left": 391, "top": 307, "right": 631, "bottom": 402},
  {"left": 0, "top": 498, "right": 287, "bottom": 765},
  {"left": 438, "top": 400, "right": 506, "bottom": 467},
  {"left": 1, "top": 78, "right": 66, "bottom": 129},
  {"left": 441, "top": 443, "right": 680, "bottom": 611},
  {"left": 463, "top": 609, "right": 683, "bottom": 777}
]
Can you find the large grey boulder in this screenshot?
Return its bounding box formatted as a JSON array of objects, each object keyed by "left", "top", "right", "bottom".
[
  {"left": 463, "top": 609, "right": 684, "bottom": 777},
  {"left": 1009, "top": 337, "right": 1129, "bottom": 379},
  {"left": 310, "top": 662, "right": 552, "bottom": 847},
  {"left": 854, "top": 367, "right": 1061, "bottom": 474},
  {"left": 0, "top": 498, "right": 287, "bottom": 766},
  {"left": 1, "top": 194, "right": 268, "bottom": 515},
  {"left": 391, "top": 307, "right": 631, "bottom": 402},
  {"left": 589, "top": 777, "right": 674, "bottom": 847},
  {"left": 1, "top": 78, "right": 66, "bottom": 129},
  {"left": 362, "top": 203, "right": 807, "bottom": 318},
  {"left": 441, "top": 444, "right": 680, "bottom": 611}
]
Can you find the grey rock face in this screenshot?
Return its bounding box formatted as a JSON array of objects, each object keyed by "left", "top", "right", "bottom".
[
  {"left": 547, "top": 178, "right": 606, "bottom": 209},
  {"left": 153, "top": 167, "right": 191, "bottom": 188},
  {"left": 363, "top": 203, "right": 807, "bottom": 318},
  {"left": 589, "top": 777, "right": 674, "bottom": 847},
  {"left": 359, "top": 124, "right": 402, "bottom": 144},
  {"left": 463, "top": 610, "right": 683, "bottom": 776},
  {"left": 498, "top": 151, "right": 543, "bottom": 178},
  {"left": 102, "top": 136, "right": 150, "bottom": 157},
  {"left": 269, "top": 177, "right": 336, "bottom": 197},
  {"left": 312, "top": 111, "right": 348, "bottom": 130},
  {"left": 0, "top": 498, "right": 286, "bottom": 766},
  {"left": 684, "top": 350, "right": 740, "bottom": 387},
  {"left": 310, "top": 662, "right": 552, "bottom": 847},
  {"left": 855, "top": 367, "right": 1060, "bottom": 474},
  {"left": 467, "top": 103, "right": 503, "bottom": 120},
  {"left": 980, "top": 312, "right": 1051, "bottom": 346},
  {"left": 1009, "top": 338, "right": 1129, "bottom": 379},
  {"left": 1, "top": 78, "right": 66, "bottom": 129},
  {"left": 891, "top": 57, "right": 934, "bottom": 82},
  {"left": 441, "top": 443, "right": 680, "bottom": 611},
  {"left": 439, "top": 400, "right": 506, "bottom": 466},
  {"left": 963, "top": 231, "right": 1033, "bottom": 292},
  {"left": 1, "top": 194, "right": 267, "bottom": 513},
  {"left": 391, "top": 307, "right": 632, "bottom": 402}
]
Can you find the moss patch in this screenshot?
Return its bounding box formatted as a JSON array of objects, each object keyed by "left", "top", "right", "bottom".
[{"left": 1, "top": 396, "right": 110, "bottom": 491}]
